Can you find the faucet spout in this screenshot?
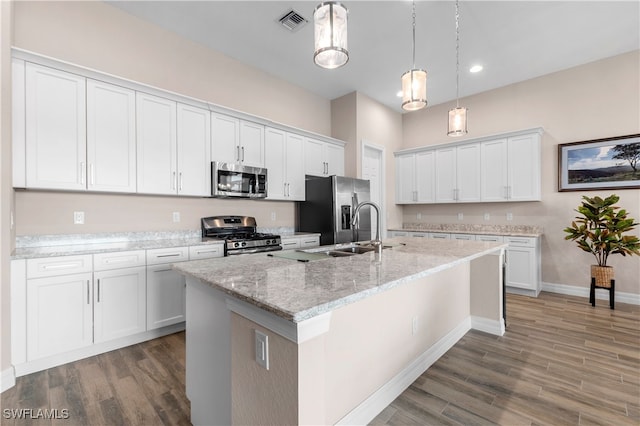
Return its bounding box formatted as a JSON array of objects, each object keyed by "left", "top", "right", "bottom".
[{"left": 351, "top": 201, "right": 382, "bottom": 252}]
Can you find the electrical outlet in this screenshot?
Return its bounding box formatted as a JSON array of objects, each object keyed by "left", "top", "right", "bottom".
[
  {"left": 255, "top": 330, "right": 269, "bottom": 370},
  {"left": 506, "top": 212, "right": 513, "bottom": 221},
  {"left": 484, "top": 212, "right": 490, "bottom": 221},
  {"left": 271, "top": 211, "right": 276, "bottom": 221},
  {"left": 74, "top": 211, "right": 85, "bottom": 225},
  {"left": 417, "top": 213, "right": 422, "bottom": 220},
  {"left": 457, "top": 213, "right": 464, "bottom": 221},
  {"left": 172, "top": 212, "right": 181, "bottom": 223}
]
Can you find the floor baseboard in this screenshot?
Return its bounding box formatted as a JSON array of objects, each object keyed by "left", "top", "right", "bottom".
[{"left": 542, "top": 281, "right": 640, "bottom": 305}]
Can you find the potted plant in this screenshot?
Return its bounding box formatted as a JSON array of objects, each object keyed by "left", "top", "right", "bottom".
[{"left": 564, "top": 194, "right": 640, "bottom": 287}]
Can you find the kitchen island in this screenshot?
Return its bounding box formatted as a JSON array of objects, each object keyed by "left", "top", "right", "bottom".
[{"left": 173, "top": 237, "right": 506, "bottom": 425}]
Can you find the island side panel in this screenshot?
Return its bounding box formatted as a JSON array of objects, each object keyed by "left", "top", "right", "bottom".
[
  {"left": 185, "top": 278, "right": 231, "bottom": 426},
  {"left": 230, "top": 313, "right": 298, "bottom": 426},
  {"left": 469, "top": 251, "right": 505, "bottom": 335},
  {"left": 320, "top": 262, "right": 471, "bottom": 424}
]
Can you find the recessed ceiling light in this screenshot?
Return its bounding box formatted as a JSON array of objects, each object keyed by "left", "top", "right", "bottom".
[{"left": 470, "top": 65, "right": 483, "bottom": 73}]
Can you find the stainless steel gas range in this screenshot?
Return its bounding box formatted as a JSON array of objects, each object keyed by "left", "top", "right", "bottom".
[{"left": 201, "top": 215, "right": 282, "bottom": 255}]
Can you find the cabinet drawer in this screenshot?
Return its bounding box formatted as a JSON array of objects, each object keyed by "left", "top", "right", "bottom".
[
  {"left": 451, "top": 233, "right": 476, "bottom": 241},
  {"left": 476, "top": 235, "right": 504, "bottom": 243},
  {"left": 410, "top": 232, "right": 428, "bottom": 238},
  {"left": 27, "top": 255, "right": 93, "bottom": 279},
  {"left": 300, "top": 237, "right": 320, "bottom": 248},
  {"left": 429, "top": 233, "right": 450, "bottom": 240},
  {"left": 505, "top": 236, "right": 537, "bottom": 247},
  {"left": 146, "top": 247, "right": 189, "bottom": 265},
  {"left": 189, "top": 244, "right": 224, "bottom": 260},
  {"left": 93, "top": 250, "right": 146, "bottom": 271},
  {"left": 281, "top": 239, "right": 301, "bottom": 250}
]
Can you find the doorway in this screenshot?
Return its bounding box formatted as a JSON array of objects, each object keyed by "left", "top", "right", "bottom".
[{"left": 361, "top": 140, "right": 386, "bottom": 238}]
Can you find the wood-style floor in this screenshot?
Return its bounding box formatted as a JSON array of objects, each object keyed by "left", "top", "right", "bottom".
[{"left": 1, "top": 292, "right": 638, "bottom": 425}]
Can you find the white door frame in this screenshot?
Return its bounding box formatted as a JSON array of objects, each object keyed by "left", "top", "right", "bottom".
[{"left": 360, "top": 139, "right": 386, "bottom": 239}]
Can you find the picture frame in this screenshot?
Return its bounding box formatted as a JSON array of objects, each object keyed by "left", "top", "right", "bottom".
[{"left": 558, "top": 134, "right": 640, "bottom": 192}]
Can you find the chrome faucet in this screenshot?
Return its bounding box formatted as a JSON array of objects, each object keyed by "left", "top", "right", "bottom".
[{"left": 351, "top": 201, "right": 382, "bottom": 253}]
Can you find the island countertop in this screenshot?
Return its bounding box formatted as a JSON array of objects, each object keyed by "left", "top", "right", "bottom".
[{"left": 173, "top": 237, "right": 506, "bottom": 323}]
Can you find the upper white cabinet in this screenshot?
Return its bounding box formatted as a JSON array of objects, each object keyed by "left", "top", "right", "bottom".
[
  {"left": 265, "top": 127, "right": 305, "bottom": 201},
  {"left": 136, "top": 93, "right": 177, "bottom": 195},
  {"left": 211, "top": 114, "right": 265, "bottom": 168},
  {"left": 396, "top": 150, "right": 435, "bottom": 204},
  {"left": 86, "top": 79, "right": 137, "bottom": 193},
  {"left": 25, "top": 63, "right": 87, "bottom": 190},
  {"left": 481, "top": 133, "right": 541, "bottom": 201},
  {"left": 304, "top": 138, "right": 344, "bottom": 177},
  {"left": 396, "top": 128, "right": 542, "bottom": 204},
  {"left": 177, "top": 103, "right": 211, "bottom": 196}
]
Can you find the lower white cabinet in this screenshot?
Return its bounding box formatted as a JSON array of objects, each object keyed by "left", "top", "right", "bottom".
[
  {"left": 280, "top": 235, "right": 320, "bottom": 250},
  {"left": 146, "top": 247, "right": 189, "bottom": 330},
  {"left": 504, "top": 236, "right": 540, "bottom": 295}
]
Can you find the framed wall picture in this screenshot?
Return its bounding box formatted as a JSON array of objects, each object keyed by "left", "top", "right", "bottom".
[{"left": 558, "top": 134, "right": 640, "bottom": 192}]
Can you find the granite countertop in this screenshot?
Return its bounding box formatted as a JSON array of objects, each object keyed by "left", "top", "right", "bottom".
[
  {"left": 391, "top": 223, "right": 543, "bottom": 237},
  {"left": 173, "top": 237, "right": 506, "bottom": 323}
]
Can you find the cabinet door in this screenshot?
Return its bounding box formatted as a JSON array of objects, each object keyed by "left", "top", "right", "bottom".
[
  {"left": 86, "top": 80, "right": 136, "bottom": 193},
  {"left": 27, "top": 273, "right": 93, "bottom": 360},
  {"left": 435, "top": 147, "right": 457, "bottom": 202},
  {"left": 396, "top": 154, "right": 416, "bottom": 204},
  {"left": 211, "top": 113, "right": 240, "bottom": 164},
  {"left": 456, "top": 143, "right": 481, "bottom": 202},
  {"left": 239, "top": 121, "right": 265, "bottom": 167},
  {"left": 147, "top": 264, "right": 186, "bottom": 330},
  {"left": 93, "top": 267, "right": 146, "bottom": 343},
  {"left": 136, "top": 93, "right": 177, "bottom": 194},
  {"left": 25, "top": 63, "right": 86, "bottom": 190},
  {"left": 265, "top": 127, "right": 287, "bottom": 200},
  {"left": 415, "top": 150, "right": 436, "bottom": 203},
  {"left": 177, "top": 103, "right": 211, "bottom": 196},
  {"left": 480, "top": 138, "right": 508, "bottom": 201},
  {"left": 325, "top": 143, "right": 345, "bottom": 176},
  {"left": 304, "top": 138, "right": 326, "bottom": 177},
  {"left": 286, "top": 133, "right": 306, "bottom": 200},
  {"left": 508, "top": 134, "right": 541, "bottom": 201},
  {"left": 280, "top": 238, "right": 301, "bottom": 250},
  {"left": 506, "top": 247, "right": 536, "bottom": 290}
]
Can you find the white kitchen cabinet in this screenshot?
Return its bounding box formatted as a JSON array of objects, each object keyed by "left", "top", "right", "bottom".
[
  {"left": 211, "top": 114, "right": 265, "bottom": 168},
  {"left": 146, "top": 247, "right": 189, "bottom": 330},
  {"left": 304, "top": 138, "right": 345, "bottom": 177},
  {"left": 93, "top": 266, "right": 146, "bottom": 343},
  {"left": 25, "top": 63, "right": 87, "bottom": 190},
  {"left": 480, "top": 132, "right": 541, "bottom": 202},
  {"left": 429, "top": 232, "right": 451, "bottom": 240},
  {"left": 136, "top": 92, "right": 177, "bottom": 195},
  {"left": 455, "top": 143, "right": 481, "bottom": 202},
  {"left": 505, "top": 236, "right": 541, "bottom": 296},
  {"left": 388, "top": 231, "right": 409, "bottom": 237},
  {"left": 265, "top": 128, "right": 305, "bottom": 201},
  {"left": 281, "top": 235, "right": 320, "bottom": 250},
  {"left": 451, "top": 233, "right": 476, "bottom": 241},
  {"left": 281, "top": 238, "right": 301, "bottom": 250},
  {"left": 395, "top": 151, "right": 435, "bottom": 204},
  {"left": 86, "top": 79, "right": 137, "bottom": 193},
  {"left": 12, "top": 58, "right": 26, "bottom": 188},
  {"left": 300, "top": 235, "right": 320, "bottom": 248},
  {"left": 26, "top": 272, "right": 94, "bottom": 360},
  {"left": 189, "top": 244, "right": 224, "bottom": 260},
  {"left": 476, "top": 235, "right": 504, "bottom": 243},
  {"left": 435, "top": 147, "right": 457, "bottom": 203},
  {"left": 177, "top": 103, "right": 211, "bottom": 196}
]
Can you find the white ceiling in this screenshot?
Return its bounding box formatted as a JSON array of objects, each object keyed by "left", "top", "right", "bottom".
[{"left": 106, "top": 1, "right": 640, "bottom": 113}]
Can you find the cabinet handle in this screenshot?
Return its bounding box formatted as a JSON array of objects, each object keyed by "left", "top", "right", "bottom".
[
  {"left": 284, "top": 182, "right": 287, "bottom": 197},
  {"left": 195, "top": 248, "right": 219, "bottom": 254},
  {"left": 236, "top": 146, "right": 240, "bottom": 162},
  {"left": 43, "top": 263, "right": 81, "bottom": 270},
  {"left": 86, "top": 280, "right": 90, "bottom": 304},
  {"left": 89, "top": 163, "right": 95, "bottom": 186},
  {"left": 179, "top": 172, "right": 183, "bottom": 191},
  {"left": 80, "top": 162, "right": 86, "bottom": 185},
  {"left": 287, "top": 183, "right": 290, "bottom": 197},
  {"left": 157, "top": 253, "right": 181, "bottom": 258},
  {"left": 325, "top": 162, "right": 328, "bottom": 174},
  {"left": 153, "top": 268, "right": 173, "bottom": 273},
  {"left": 241, "top": 147, "right": 245, "bottom": 162},
  {"left": 97, "top": 279, "right": 101, "bottom": 303}
]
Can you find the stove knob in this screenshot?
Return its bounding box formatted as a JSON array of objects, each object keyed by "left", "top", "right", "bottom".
[
  {"left": 241, "top": 242, "right": 247, "bottom": 247},
  {"left": 234, "top": 242, "right": 240, "bottom": 248}
]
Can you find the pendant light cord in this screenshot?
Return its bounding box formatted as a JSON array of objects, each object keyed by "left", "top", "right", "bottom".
[
  {"left": 412, "top": 0, "right": 416, "bottom": 69},
  {"left": 455, "top": 0, "right": 460, "bottom": 108}
]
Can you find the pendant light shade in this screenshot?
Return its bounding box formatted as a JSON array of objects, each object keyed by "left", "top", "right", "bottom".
[
  {"left": 313, "top": 2, "right": 349, "bottom": 69},
  {"left": 401, "top": 69, "right": 427, "bottom": 111},
  {"left": 448, "top": 106, "right": 468, "bottom": 136},
  {"left": 401, "top": 1, "right": 427, "bottom": 111},
  {"left": 448, "top": 0, "right": 468, "bottom": 136}
]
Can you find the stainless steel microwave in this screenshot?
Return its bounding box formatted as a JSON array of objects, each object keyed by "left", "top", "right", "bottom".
[{"left": 211, "top": 162, "right": 267, "bottom": 198}]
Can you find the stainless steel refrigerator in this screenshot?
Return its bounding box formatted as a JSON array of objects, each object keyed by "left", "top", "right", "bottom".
[{"left": 296, "top": 176, "right": 371, "bottom": 246}]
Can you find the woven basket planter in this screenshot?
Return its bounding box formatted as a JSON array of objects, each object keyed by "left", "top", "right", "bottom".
[{"left": 591, "top": 265, "right": 614, "bottom": 288}]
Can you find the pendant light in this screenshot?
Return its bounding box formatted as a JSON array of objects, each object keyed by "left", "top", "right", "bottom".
[
  {"left": 401, "top": 0, "right": 427, "bottom": 111},
  {"left": 313, "top": 2, "right": 349, "bottom": 69},
  {"left": 448, "top": 0, "right": 468, "bottom": 136}
]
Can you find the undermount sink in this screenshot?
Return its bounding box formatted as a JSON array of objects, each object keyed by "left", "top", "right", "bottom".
[
  {"left": 299, "top": 242, "right": 391, "bottom": 258},
  {"left": 332, "top": 246, "right": 377, "bottom": 254}
]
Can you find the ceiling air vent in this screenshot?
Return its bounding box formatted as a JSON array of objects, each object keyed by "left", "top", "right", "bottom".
[{"left": 277, "top": 9, "right": 308, "bottom": 32}]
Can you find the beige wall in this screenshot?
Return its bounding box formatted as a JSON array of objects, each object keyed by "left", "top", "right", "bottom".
[
  {"left": 1, "top": 0, "right": 14, "bottom": 376},
  {"left": 10, "top": 0, "right": 335, "bottom": 235},
  {"left": 402, "top": 51, "right": 640, "bottom": 294}
]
